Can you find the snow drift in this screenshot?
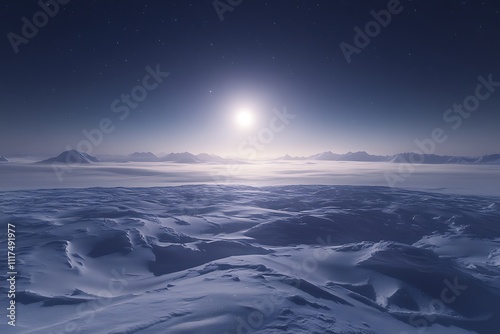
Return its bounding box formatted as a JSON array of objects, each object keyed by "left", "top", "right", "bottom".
[{"left": 0, "top": 185, "right": 499, "bottom": 333}]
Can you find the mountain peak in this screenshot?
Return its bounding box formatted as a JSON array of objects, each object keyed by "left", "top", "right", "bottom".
[
  {"left": 37, "top": 150, "right": 100, "bottom": 164},
  {"left": 130, "top": 151, "right": 157, "bottom": 157},
  {"left": 160, "top": 152, "right": 202, "bottom": 163},
  {"left": 128, "top": 152, "right": 159, "bottom": 161}
]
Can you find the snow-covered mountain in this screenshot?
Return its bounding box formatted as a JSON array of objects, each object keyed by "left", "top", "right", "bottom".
[
  {"left": 388, "top": 153, "right": 453, "bottom": 164},
  {"left": 89, "top": 152, "right": 234, "bottom": 164},
  {"left": 0, "top": 155, "right": 8, "bottom": 162},
  {"left": 389, "top": 153, "right": 500, "bottom": 164},
  {"left": 445, "top": 156, "right": 478, "bottom": 164},
  {"left": 341, "top": 151, "right": 387, "bottom": 161},
  {"left": 282, "top": 151, "right": 388, "bottom": 162},
  {"left": 279, "top": 154, "right": 309, "bottom": 160},
  {"left": 128, "top": 151, "right": 159, "bottom": 162},
  {"left": 475, "top": 154, "right": 500, "bottom": 164},
  {"left": 36, "top": 150, "right": 100, "bottom": 164},
  {"left": 96, "top": 152, "right": 226, "bottom": 163},
  {"left": 160, "top": 152, "right": 203, "bottom": 163},
  {"left": 310, "top": 151, "right": 342, "bottom": 160},
  {"left": 280, "top": 151, "right": 500, "bottom": 164},
  {"left": 94, "top": 152, "right": 159, "bottom": 162}
]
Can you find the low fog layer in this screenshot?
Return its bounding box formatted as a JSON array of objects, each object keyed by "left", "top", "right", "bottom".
[{"left": 0, "top": 161, "right": 499, "bottom": 197}]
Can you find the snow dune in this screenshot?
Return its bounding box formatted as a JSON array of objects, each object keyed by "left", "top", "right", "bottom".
[{"left": 0, "top": 185, "right": 499, "bottom": 333}]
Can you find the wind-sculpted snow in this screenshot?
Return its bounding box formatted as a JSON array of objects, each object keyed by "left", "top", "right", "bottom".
[{"left": 0, "top": 185, "right": 499, "bottom": 333}]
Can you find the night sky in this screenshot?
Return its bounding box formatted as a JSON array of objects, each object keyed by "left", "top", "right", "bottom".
[{"left": 1, "top": 0, "right": 499, "bottom": 157}]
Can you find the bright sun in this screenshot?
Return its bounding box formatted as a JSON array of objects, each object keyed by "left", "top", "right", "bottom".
[{"left": 236, "top": 108, "right": 254, "bottom": 128}]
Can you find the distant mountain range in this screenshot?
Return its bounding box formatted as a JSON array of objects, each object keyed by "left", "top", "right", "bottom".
[
  {"left": 36, "top": 151, "right": 234, "bottom": 164},
  {"left": 34, "top": 150, "right": 500, "bottom": 165},
  {"left": 280, "top": 151, "right": 500, "bottom": 164},
  {"left": 388, "top": 153, "right": 500, "bottom": 164},
  {"left": 280, "top": 151, "right": 388, "bottom": 162},
  {"left": 128, "top": 151, "right": 159, "bottom": 162},
  {"left": 0, "top": 155, "right": 8, "bottom": 162},
  {"left": 160, "top": 152, "right": 202, "bottom": 163},
  {"left": 296, "top": 151, "right": 388, "bottom": 162}
]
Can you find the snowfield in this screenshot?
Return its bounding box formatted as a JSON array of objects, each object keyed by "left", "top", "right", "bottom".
[{"left": 1, "top": 185, "right": 499, "bottom": 333}]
